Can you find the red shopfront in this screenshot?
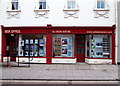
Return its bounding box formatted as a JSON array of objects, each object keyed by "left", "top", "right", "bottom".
[{"left": 1, "top": 25, "right": 116, "bottom": 64}]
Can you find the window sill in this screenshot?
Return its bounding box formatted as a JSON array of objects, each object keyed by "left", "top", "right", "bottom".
[
  {"left": 63, "top": 9, "right": 79, "bottom": 11},
  {"left": 93, "top": 9, "right": 110, "bottom": 11},
  {"left": 34, "top": 9, "right": 49, "bottom": 12},
  {"left": 6, "top": 10, "right": 21, "bottom": 12}
]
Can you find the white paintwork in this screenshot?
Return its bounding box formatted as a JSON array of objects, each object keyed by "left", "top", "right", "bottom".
[
  {"left": 0, "top": 0, "right": 116, "bottom": 27},
  {"left": 52, "top": 58, "right": 76, "bottom": 63},
  {"left": 0, "top": 26, "right": 1, "bottom": 62},
  {"left": 85, "top": 58, "right": 112, "bottom": 64},
  {"left": 16, "top": 57, "right": 46, "bottom": 63},
  {"left": 2, "top": 57, "right": 10, "bottom": 62}
]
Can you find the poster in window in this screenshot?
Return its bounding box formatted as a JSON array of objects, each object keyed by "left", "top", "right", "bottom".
[
  {"left": 55, "top": 47, "right": 61, "bottom": 51},
  {"left": 25, "top": 45, "right": 29, "bottom": 50},
  {"left": 34, "top": 51, "right": 38, "bottom": 56},
  {"left": 25, "top": 39, "right": 29, "bottom": 44},
  {"left": 34, "top": 45, "right": 38, "bottom": 50},
  {"left": 55, "top": 38, "right": 61, "bottom": 42},
  {"left": 20, "top": 40, "right": 24, "bottom": 46},
  {"left": 18, "top": 50, "right": 23, "bottom": 56},
  {"left": 62, "top": 47, "right": 67, "bottom": 54},
  {"left": 62, "top": 39, "right": 67, "bottom": 44},
  {"left": 39, "top": 39, "right": 44, "bottom": 46},
  {"left": 68, "top": 45, "right": 72, "bottom": 50},
  {"left": 30, "top": 39, "right": 33, "bottom": 44},
  {"left": 68, "top": 51, "right": 72, "bottom": 56},
  {"left": 25, "top": 51, "right": 29, "bottom": 56},
  {"left": 68, "top": 38, "right": 72, "bottom": 43},
  {"left": 30, "top": 51, "right": 33, "bottom": 56},
  {"left": 35, "top": 39, "right": 38, "bottom": 44},
  {"left": 39, "top": 49, "right": 44, "bottom": 56},
  {"left": 30, "top": 45, "right": 34, "bottom": 50}
]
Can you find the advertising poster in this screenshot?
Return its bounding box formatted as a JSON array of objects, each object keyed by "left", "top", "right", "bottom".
[
  {"left": 34, "top": 52, "right": 38, "bottom": 56},
  {"left": 68, "top": 38, "right": 72, "bottom": 43},
  {"left": 39, "top": 49, "right": 44, "bottom": 56},
  {"left": 68, "top": 45, "right": 72, "bottom": 50},
  {"left": 30, "top": 52, "right": 33, "bottom": 56},
  {"left": 25, "top": 39, "right": 29, "bottom": 44},
  {"left": 18, "top": 50, "right": 23, "bottom": 56},
  {"left": 25, "top": 51, "right": 29, "bottom": 56},
  {"left": 25, "top": 45, "right": 29, "bottom": 50},
  {"left": 20, "top": 40, "right": 24, "bottom": 46},
  {"left": 62, "top": 47, "right": 67, "bottom": 54},
  {"left": 39, "top": 39, "right": 44, "bottom": 46},
  {"left": 30, "top": 45, "right": 34, "bottom": 50},
  {"left": 62, "top": 39, "right": 67, "bottom": 44},
  {"left": 34, "top": 45, "right": 38, "bottom": 50},
  {"left": 30, "top": 39, "right": 33, "bottom": 44},
  {"left": 68, "top": 51, "right": 72, "bottom": 56},
  {"left": 35, "top": 39, "right": 38, "bottom": 44},
  {"left": 55, "top": 38, "right": 61, "bottom": 42}
]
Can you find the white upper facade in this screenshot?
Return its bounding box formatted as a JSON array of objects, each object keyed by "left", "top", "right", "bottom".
[{"left": 0, "top": 0, "right": 116, "bottom": 27}]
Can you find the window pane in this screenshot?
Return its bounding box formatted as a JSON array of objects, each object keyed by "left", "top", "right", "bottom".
[
  {"left": 39, "top": 2, "right": 42, "bottom": 9},
  {"left": 90, "top": 35, "right": 111, "bottom": 58},
  {"left": 67, "top": 1, "right": 71, "bottom": 9},
  {"left": 67, "top": 0, "right": 75, "bottom": 9},
  {"left": 53, "top": 34, "right": 74, "bottom": 57},
  {"left": 101, "top": 1, "right": 105, "bottom": 8},
  {"left": 15, "top": 2, "right": 18, "bottom": 10},
  {"left": 12, "top": 2, "right": 18, "bottom": 10},
  {"left": 42, "top": 2, "right": 46, "bottom": 9},
  {"left": 97, "top": 1, "right": 101, "bottom": 8},
  {"left": 72, "top": 1, "right": 75, "bottom": 9},
  {"left": 18, "top": 34, "right": 46, "bottom": 57}
]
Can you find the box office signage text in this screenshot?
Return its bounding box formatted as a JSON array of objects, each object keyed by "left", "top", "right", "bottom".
[{"left": 4, "top": 30, "right": 20, "bottom": 33}]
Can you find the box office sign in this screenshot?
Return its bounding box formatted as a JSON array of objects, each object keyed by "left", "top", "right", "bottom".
[{"left": 4, "top": 30, "right": 20, "bottom": 33}]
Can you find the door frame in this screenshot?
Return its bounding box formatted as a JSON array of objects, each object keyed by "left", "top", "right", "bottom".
[
  {"left": 75, "top": 34, "right": 85, "bottom": 62},
  {"left": 5, "top": 34, "right": 18, "bottom": 62}
]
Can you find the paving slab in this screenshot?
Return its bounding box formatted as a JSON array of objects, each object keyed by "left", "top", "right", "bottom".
[{"left": 1, "top": 63, "right": 118, "bottom": 81}]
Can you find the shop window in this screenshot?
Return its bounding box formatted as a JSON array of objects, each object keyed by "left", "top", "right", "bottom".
[
  {"left": 86, "top": 35, "right": 111, "bottom": 58},
  {"left": 18, "top": 34, "right": 46, "bottom": 57},
  {"left": 53, "top": 35, "right": 74, "bottom": 57}
]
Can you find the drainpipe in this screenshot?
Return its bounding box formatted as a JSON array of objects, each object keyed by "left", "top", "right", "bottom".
[
  {"left": 115, "top": 0, "right": 118, "bottom": 65},
  {"left": 117, "top": 0, "right": 120, "bottom": 64}
]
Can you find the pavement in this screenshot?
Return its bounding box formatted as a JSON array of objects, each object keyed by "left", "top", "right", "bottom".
[{"left": 1, "top": 63, "right": 118, "bottom": 81}]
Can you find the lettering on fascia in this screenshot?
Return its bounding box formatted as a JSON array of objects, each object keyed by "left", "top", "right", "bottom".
[
  {"left": 87, "top": 31, "right": 112, "bottom": 33},
  {"left": 4, "top": 30, "right": 20, "bottom": 33},
  {"left": 52, "top": 30, "right": 71, "bottom": 33}
]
